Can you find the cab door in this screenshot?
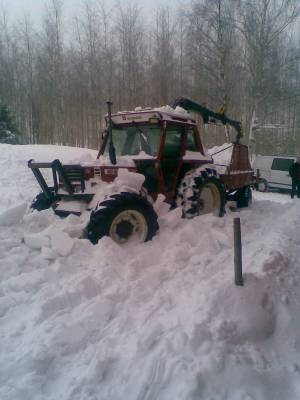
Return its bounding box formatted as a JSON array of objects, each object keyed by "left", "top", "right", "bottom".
[{"left": 160, "top": 123, "right": 186, "bottom": 195}]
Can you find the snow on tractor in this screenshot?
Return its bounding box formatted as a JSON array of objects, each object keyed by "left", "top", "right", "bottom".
[{"left": 28, "top": 98, "right": 254, "bottom": 244}]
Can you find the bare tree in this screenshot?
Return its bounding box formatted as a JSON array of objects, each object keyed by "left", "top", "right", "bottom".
[
  {"left": 149, "top": 6, "right": 176, "bottom": 105},
  {"left": 238, "top": 0, "right": 300, "bottom": 155},
  {"left": 115, "top": 2, "right": 145, "bottom": 109},
  {"left": 0, "top": 0, "right": 299, "bottom": 155}
]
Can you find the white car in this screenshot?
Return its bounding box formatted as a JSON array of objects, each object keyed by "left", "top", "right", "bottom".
[{"left": 253, "top": 155, "right": 296, "bottom": 192}]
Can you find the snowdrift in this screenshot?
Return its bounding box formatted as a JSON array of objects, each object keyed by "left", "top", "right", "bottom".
[{"left": 0, "top": 144, "right": 300, "bottom": 400}]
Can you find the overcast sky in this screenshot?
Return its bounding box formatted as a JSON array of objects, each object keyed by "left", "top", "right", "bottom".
[{"left": 1, "top": 0, "right": 184, "bottom": 26}]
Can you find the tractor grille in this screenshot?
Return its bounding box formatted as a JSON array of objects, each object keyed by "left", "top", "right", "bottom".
[{"left": 64, "top": 167, "right": 84, "bottom": 181}]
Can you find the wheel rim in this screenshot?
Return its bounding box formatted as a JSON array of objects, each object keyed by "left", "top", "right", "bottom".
[
  {"left": 197, "top": 183, "right": 221, "bottom": 215},
  {"left": 109, "top": 209, "right": 148, "bottom": 244},
  {"left": 258, "top": 181, "right": 267, "bottom": 192}
]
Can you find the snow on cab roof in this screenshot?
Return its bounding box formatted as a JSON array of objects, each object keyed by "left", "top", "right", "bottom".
[{"left": 111, "top": 105, "right": 196, "bottom": 124}]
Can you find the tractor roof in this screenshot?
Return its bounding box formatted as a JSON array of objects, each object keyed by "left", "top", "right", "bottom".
[{"left": 109, "top": 106, "right": 197, "bottom": 126}]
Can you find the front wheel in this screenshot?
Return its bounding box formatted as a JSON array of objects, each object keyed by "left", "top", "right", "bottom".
[{"left": 86, "top": 192, "right": 159, "bottom": 245}]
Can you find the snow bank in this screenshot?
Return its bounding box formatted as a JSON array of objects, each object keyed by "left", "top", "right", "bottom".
[{"left": 0, "top": 144, "right": 300, "bottom": 400}]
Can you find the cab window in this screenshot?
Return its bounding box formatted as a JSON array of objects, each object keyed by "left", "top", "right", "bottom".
[
  {"left": 162, "top": 125, "right": 185, "bottom": 158},
  {"left": 186, "top": 128, "right": 197, "bottom": 151}
]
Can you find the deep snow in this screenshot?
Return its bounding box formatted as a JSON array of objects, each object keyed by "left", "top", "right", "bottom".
[{"left": 0, "top": 144, "right": 300, "bottom": 400}]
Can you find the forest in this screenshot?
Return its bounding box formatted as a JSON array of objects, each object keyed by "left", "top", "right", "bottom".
[{"left": 0, "top": 0, "right": 300, "bottom": 155}]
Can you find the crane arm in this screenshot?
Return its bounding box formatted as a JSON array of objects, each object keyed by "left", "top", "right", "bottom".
[{"left": 170, "top": 97, "right": 242, "bottom": 142}]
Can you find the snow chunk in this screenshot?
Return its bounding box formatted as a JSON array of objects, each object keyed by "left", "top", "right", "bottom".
[
  {"left": 158, "top": 207, "right": 183, "bottom": 229},
  {"left": 48, "top": 227, "right": 74, "bottom": 257},
  {"left": 114, "top": 168, "right": 145, "bottom": 192},
  {"left": 0, "top": 202, "right": 27, "bottom": 226},
  {"left": 153, "top": 194, "right": 170, "bottom": 217},
  {"left": 41, "top": 246, "right": 57, "bottom": 260},
  {"left": 24, "top": 232, "right": 50, "bottom": 249},
  {"left": 208, "top": 143, "right": 233, "bottom": 166},
  {"left": 154, "top": 105, "right": 190, "bottom": 117}
]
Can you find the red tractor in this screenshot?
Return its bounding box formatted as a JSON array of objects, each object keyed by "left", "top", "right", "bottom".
[{"left": 28, "top": 98, "right": 253, "bottom": 244}]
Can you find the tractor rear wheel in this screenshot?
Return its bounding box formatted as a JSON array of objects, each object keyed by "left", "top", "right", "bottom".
[
  {"left": 177, "top": 167, "right": 225, "bottom": 218},
  {"left": 86, "top": 192, "right": 159, "bottom": 245}
]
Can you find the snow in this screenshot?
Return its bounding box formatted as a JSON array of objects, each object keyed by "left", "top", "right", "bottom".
[
  {"left": 208, "top": 142, "right": 233, "bottom": 166},
  {"left": 154, "top": 105, "right": 192, "bottom": 118},
  {"left": 183, "top": 151, "right": 212, "bottom": 161},
  {"left": 96, "top": 155, "right": 136, "bottom": 167},
  {"left": 1, "top": 144, "right": 300, "bottom": 400},
  {"left": 0, "top": 202, "right": 27, "bottom": 226},
  {"left": 94, "top": 152, "right": 155, "bottom": 168},
  {"left": 207, "top": 143, "right": 234, "bottom": 175},
  {"left": 114, "top": 168, "right": 145, "bottom": 193}
]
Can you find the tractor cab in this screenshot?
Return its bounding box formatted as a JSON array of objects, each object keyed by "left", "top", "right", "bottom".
[{"left": 100, "top": 108, "right": 212, "bottom": 202}]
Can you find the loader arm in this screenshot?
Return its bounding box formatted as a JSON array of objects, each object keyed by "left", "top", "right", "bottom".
[{"left": 171, "top": 97, "right": 242, "bottom": 143}]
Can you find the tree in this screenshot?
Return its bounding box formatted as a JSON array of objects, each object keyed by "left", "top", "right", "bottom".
[
  {"left": 0, "top": 104, "right": 19, "bottom": 143},
  {"left": 0, "top": 0, "right": 299, "bottom": 155},
  {"left": 237, "top": 0, "right": 300, "bottom": 155},
  {"left": 35, "top": 0, "right": 65, "bottom": 144},
  {"left": 150, "top": 6, "right": 176, "bottom": 105},
  {"left": 115, "top": 2, "right": 145, "bottom": 109},
  {"left": 186, "top": 1, "right": 239, "bottom": 108}
]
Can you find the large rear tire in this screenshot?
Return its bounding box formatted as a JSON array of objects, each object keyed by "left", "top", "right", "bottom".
[
  {"left": 87, "top": 192, "right": 159, "bottom": 244},
  {"left": 176, "top": 166, "right": 225, "bottom": 218}
]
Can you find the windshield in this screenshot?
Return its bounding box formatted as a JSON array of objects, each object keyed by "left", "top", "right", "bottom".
[{"left": 104, "top": 124, "right": 161, "bottom": 157}]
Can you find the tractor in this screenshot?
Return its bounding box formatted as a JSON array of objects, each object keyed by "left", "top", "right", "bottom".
[{"left": 28, "top": 98, "right": 253, "bottom": 244}]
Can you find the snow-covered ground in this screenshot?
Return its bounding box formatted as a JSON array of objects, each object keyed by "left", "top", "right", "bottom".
[{"left": 0, "top": 144, "right": 300, "bottom": 400}]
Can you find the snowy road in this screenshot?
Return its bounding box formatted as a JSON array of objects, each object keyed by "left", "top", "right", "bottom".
[{"left": 0, "top": 144, "right": 300, "bottom": 400}]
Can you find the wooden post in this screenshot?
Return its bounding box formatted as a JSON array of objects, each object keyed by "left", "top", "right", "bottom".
[{"left": 234, "top": 217, "right": 243, "bottom": 286}]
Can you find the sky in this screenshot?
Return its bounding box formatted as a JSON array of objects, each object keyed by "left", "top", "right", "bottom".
[{"left": 1, "top": 0, "right": 183, "bottom": 27}]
